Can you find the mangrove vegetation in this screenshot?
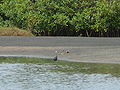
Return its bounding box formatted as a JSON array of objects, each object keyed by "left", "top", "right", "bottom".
[{"left": 0, "top": 0, "right": 120, "bottom": 36}]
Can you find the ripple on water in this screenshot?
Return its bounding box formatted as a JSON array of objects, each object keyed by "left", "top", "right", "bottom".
[{"left": 0, "top": 63, "right": 120, "bottom": 90}]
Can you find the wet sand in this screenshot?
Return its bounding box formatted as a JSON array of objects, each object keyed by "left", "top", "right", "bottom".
[{"left": 0, "top": 36, "right": 120, "bottom": 64}]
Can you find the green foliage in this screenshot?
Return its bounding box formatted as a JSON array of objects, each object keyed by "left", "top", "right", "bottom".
[{"left": 0, "top": 0, "right": 120, "bottom": 36}]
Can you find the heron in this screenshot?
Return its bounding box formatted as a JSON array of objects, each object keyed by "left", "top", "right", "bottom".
[
  {"left": 53, "top": 51, "right": 58, "bottom": 61},
  {"left": 53, "top": 50, "right": 70, "bottom": 61}
]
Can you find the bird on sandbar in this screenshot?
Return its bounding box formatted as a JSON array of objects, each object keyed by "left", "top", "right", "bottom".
[
  {"left": 53, "top": 51, "right": 58, "bottom": 61},
  {"left": 53, "top": 55, "right": 58, "bottom": 61},
  {"left": 53, "top": 50, "right": 70, "bottom": 61}
]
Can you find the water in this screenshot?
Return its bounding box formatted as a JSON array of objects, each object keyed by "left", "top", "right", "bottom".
[{"left": 0, "top": 58, "right": 120, "bottom": 90}]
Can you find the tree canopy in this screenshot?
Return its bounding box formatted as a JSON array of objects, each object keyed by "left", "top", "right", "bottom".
[{"left": 0, "top": 0, "right": 120, "bottom": 36}]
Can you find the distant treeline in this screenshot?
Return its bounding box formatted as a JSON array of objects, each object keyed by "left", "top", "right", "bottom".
[{"left": 0, "top": 0, "right": 120, "bottom": 36}]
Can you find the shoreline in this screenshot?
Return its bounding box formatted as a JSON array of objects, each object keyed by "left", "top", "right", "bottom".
[
  {"left": 0, "top": 46, "right": 120, "bottom": 64},
  {"left": 0, "top": 37, "right": 120, "bottom": 64},
  {"left": 0, "top": 54, "right": 120, "bottom": 64}
]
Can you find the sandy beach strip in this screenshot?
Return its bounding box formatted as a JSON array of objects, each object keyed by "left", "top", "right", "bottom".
[{"left": 0, "top": 36, "right": 120, "bottom": 64}]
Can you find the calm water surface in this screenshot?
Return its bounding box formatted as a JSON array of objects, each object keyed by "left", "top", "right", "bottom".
[{"left": 0, "top": 60, "right": 120, "bottom": 90}]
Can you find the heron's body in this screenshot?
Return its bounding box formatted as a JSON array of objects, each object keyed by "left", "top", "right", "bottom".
[{"left": 53, "top": 56, "right": 57, "bottom": 61}]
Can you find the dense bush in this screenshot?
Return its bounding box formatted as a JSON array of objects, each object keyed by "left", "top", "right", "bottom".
[{"left": 0, "top": 0, "right": 120, "bottom": 36}]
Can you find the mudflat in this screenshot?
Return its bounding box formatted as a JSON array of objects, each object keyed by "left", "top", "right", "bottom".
[{"left": 0, "top": 36, "right": 120, "bottom": 64}]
